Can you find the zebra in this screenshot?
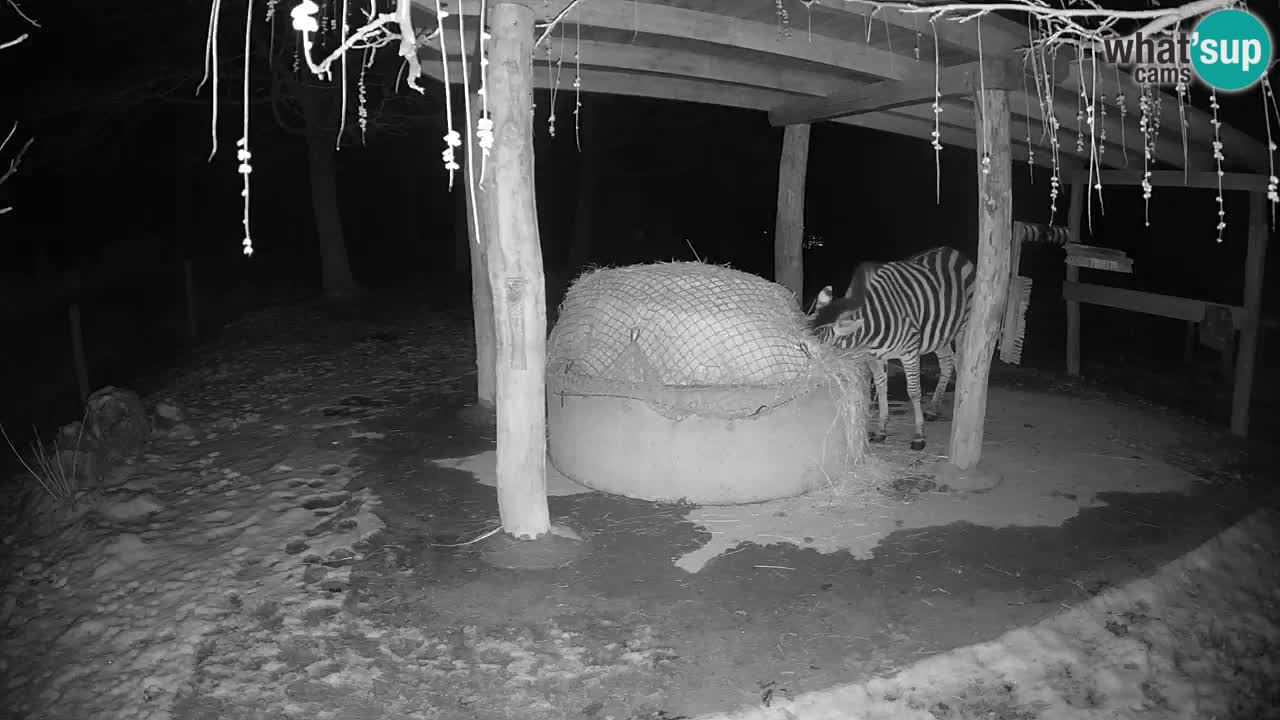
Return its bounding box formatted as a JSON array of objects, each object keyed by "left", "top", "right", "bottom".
[{"left": 809, "top": 246, "right": 976, "bottom": 451}]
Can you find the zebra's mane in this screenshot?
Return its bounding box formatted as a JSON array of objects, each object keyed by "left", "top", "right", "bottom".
[{"left": 846, "top": 260, "right": 884, "bottom": 309}]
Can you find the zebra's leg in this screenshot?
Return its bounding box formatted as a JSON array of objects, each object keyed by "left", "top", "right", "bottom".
[
  {"left": 867, "top": 356, "right": 889, "bottom": 443},
  {"left": 926, "top": 345, "right": 956, "bottom": 421},
  {"left": 901, "top": 355, "right": 927, "bottom": 450}
]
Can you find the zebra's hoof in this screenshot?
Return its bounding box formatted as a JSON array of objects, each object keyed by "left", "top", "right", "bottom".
[
  {"left": 869, "top": 432, "right": 887, "bottom": 444},
  {"left": 923, "top": 410, "right": 940, "bottom": 422},
  {"left": 909, "top": 436, "right": 926, "bottom": 451}
]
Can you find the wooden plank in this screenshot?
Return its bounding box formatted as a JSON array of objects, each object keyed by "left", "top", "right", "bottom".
[
  {"left": 426, "top": 24, "right": 1180, "bottom": 171},
  {"left": 436, "top": 0, "right": 929, "bottom": 83},
  {"left": 425, "top": 30, "right": 851, "bottom": 99},
  {"left": 424, "top": 53, "right": 1134, "bottom": 172},
  {"left": 1065, "top": 242, "right": 1134, "bottom": 273},
  {"left": 1071, "top": 168, "right": 1271, "bottom": 192},
  {"left": 419, "top": 59, "right": 1051, "bottom": 167},
  {"left": 774, "top": 123, "right": 809, "bottom": 300},
  {"left": 428, "top": 0, "right": 1265, "bottom": 172},
  {"left": 1065, "top": 255, "right": 1133, "bottom": 273},
  {"left": 889, "top": 95, "right": 1145, "bottom": 172},
  {"left": 1065, "top": 180, "right": 1085, "bottom": 377},
  {"left": 949, "top": 86, "right": 1012, "bottom": 470},
  {"left": 485, "top": 1, "right": 551, "bottom": 539},
  {"left": 809, "top": 0, "right": 1025, "bottom": 57},
  {"left": 768, "top": 56, "right": 1056, "bottom": 126},
  {"left": 1061, "top": 281, "right": 1246, "bottom": 324},
  {"left": 1231, "top": 192, "right": 1270, "bottom": 437}
]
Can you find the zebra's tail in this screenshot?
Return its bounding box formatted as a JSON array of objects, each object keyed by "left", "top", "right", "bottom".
[{"left": 1013, "top": 221, "right": 1071, "bottom": 247}]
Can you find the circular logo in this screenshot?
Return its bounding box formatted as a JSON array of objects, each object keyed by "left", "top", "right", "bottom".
[{"left": 1191, "top": 9, "right": 1273, "bottom": 92}]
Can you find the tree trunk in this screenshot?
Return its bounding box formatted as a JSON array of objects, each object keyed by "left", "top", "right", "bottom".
[
  {"left": 298, "top": 82, "right": 362, "bottom": 299},
  {"left": 1230, "top": 191, "right": 1269, "bottom": 437},
  {"left": 949, "top": 88, "right": 1012, "bottom": 470},
  {"left": 1065, "top": 180, "right": 1085, "bottom": 376},
  {"left": 568, "top": 98, "right": 602, "bottom": 272},
  {"left": 773, "top": 123, "right": 809, "bottom": 301},
  {"left": 486, "top": 1, "right": 550, "bottom": 539},
  {"left": 404, "top": 165, "right": 424, "bottom": 283},
  {"left": 302, "top": 130, "right": 362, "bottom": 297}
]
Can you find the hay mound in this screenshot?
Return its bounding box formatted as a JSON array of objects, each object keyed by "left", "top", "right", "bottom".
[{"left": 548, "top": 261, "right": 868, "bottom": 448}]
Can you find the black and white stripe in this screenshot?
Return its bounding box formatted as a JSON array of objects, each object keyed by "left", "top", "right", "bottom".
[
  {"left": 1013, "top": 220, "right": 1070, "bottom": 247},
  {"left": 809, "top": 246, "right": 976, "bottom": 451}
]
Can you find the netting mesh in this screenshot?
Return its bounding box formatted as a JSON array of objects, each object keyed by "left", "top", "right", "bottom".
[
  {"left": 549, "top": 262, "right": 818, "bottom": 386},
  {"left": 548, "top": 262, "right": 869, "bottom": 434}
]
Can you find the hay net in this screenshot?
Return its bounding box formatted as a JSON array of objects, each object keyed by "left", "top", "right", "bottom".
[{"left": 547, "top": 261, "right": 867, "bottom": 421}]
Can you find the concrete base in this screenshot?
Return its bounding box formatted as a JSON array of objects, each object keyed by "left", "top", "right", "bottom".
[{"left": 547, "top": 384, "right": 850, "bottom": 505}]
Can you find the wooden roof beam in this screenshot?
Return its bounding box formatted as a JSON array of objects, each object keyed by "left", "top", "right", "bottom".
[
  {"left": 421, "top": 29, "right": 850, "bottom": 98},
  {"left": 891, "top": 98, "right": 1129, "bottom": 172},
  {"left": 768, "top": 55, "right": 1065, "bottom": 126},
  {"left": 426, "top": 0, "right": 932, "bottom": 82},
  {"left": 419, "top": 57, "right": 1050, "bottom": 168},
  {"left": 808, "top": 0, "right": 1026, "bottom": 56},
  {"left": 1068, "top": 168, "right": 1272, "bottom": 192},
  {"left": 423, "top": 30, "right": 1202, "bottom": 171}
]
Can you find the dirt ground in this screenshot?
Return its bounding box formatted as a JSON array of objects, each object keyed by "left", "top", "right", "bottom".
[{"left": 3, "top": 291, "right": 1276, "bottom": 720}]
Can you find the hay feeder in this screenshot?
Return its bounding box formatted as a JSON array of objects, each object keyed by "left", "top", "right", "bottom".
[{"left": 546, "top": 262, "right": 869, "bottom": 505}]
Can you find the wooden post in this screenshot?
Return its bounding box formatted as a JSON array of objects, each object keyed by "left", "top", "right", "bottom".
[
  {"left": 1231, "top": 191, "right": 1269, "bottom": 437},
  {"left": 1065, "top": 179, "right": 1085, "bottom": 377},
  {"left": 486, "top": 1, "right": 551, "bottom": 539},
  {"left": 68, "top": 303, "right": 89, "bottom": 403},
  {"left": 183, "top": 259, "right": 199, "bottom": 341},
  {"left": 466, "top": 100, "right": 497, "bottom": 410},
  {"left": 773, "top": 123, "right": 810, "bottom": 300},
  {"left": 949, "top": 88, "right": 1012, "bottom": 470}
]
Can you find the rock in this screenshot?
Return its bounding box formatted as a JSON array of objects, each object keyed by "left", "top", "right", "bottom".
[
  {"left": 57, "top": 421, "right": 88, "bottom": 445},
  {"left": 0, "top": 593, "right": 14, "bottom": 627},
  {"left": 167, "top": 423, "right": 196, "bottom": 440},
  {"left": 154, "top": 400, "right": 185, "bottom": 425},
  {"left": 86, "top": 386, "right": 152, "bottom": 461},
  {"left": 55, "top": 448, "right": 101, "bottom": 490},
  {"left": 96, "top": 492, "right": 163, "bottom": 522}
]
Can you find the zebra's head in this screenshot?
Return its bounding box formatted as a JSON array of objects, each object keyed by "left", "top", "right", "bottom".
[{"left": 808, "top": 285, "right": 865, "bottom": 349}]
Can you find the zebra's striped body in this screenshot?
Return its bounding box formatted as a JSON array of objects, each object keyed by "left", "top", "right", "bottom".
[{"left": 809, "top": 246, "right": 976, "bottom": 451}]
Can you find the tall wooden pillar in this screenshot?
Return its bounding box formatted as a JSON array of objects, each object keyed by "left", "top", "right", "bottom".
[
  {"left": 486, "top": 1, "right": 551, "bottom": 539},
  {"left": 1065, "top": 179, "right": 1085, "bottom": 377},
  {"left": 774, "top": 123, "right": 810, "bottom": 300},
  {"left": 1231, "top": 191, "right": 1269, "bottom": 437},
  {"left": 949, "top": 88, "right": 1013, "bottom": 470},
  {"left": 466, "top": 101, "right": 497, "bottom": 410}
]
